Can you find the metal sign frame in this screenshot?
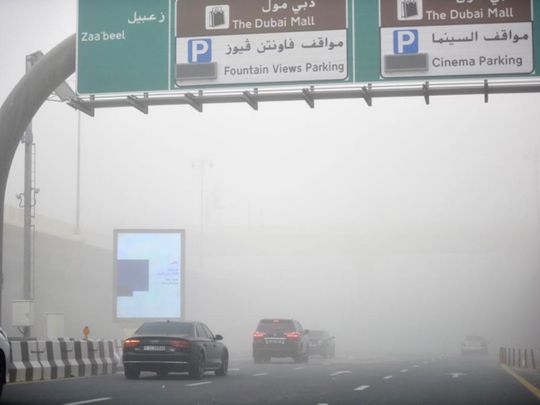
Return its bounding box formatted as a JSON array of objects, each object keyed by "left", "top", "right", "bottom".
[{"left": 68, "top": 79, "right": 540, "bottom": 116}]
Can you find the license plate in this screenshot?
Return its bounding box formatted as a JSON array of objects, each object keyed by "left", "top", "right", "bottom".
[
  {"left": 265, "top": 339, "right": 284, "bottom": 345},
  {"left": 143, "top": 345, "right": 166, "bottom": 351}
]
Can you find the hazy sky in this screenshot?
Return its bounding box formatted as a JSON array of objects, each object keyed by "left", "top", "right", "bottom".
[{"left": 1, "top": 0, "right": 540, "bottom": 353}]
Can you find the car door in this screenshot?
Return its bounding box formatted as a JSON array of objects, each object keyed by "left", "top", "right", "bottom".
[
  {"left": 196, "top": 324, "right": 218, "bottom": 367},
  {"left": 202, "top": 323, "right": 221, "bottom": 367}
]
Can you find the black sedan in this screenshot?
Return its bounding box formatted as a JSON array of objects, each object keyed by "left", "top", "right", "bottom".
[
  {"left": 122, "top": 320, "right": 229, "bottom": 379},
  {"left": 308, "top": 330, "right": 335, "bottom": 358}
]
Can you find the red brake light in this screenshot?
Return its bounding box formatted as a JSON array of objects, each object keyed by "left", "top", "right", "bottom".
[
  {"left": 285, "top": 332, "right": 300, "bottom": 341},
  {"left": 123, "top": 338, "right": 141, "bottom": 348},
  {"left": 253, "top": 331, "right": 266, "bottom": 339},
  {"left": 169, "top": 339, "right": 190, "bottom": 349}
]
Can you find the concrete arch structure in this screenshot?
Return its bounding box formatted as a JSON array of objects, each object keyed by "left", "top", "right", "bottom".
[{"left": 0, "top": 34, "right": 76, "bottom": 322}]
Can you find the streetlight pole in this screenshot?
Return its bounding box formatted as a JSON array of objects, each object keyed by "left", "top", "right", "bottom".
[
  {"left": 192, "top": 158, "right": 213, "bottom": 271},
  {"left": 18, "top": 53, "right": 43, "bottom": 338}
]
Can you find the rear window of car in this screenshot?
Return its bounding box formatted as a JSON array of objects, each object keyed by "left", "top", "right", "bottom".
[
  {"left": 257, "top": 319, "right": 296, "bottom": 333},
  {"left": 135, "top": 322, "right": 194, "bottom": 336},
  {"left": 309, "top": 331, "right": 328, "bottom": 338}
]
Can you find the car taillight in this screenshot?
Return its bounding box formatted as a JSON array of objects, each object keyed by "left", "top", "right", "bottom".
[
  {"left": 169, "top": 339, "right": 190, "bottom": 349},
  {"left": 123, "top": 338, "right": 141, "bottom": 349},
  {"left": 253, "top": 331, "right": 266, "bottom": 340},
  {"left": 286, "top": 332, "right": 300, "bottom": 341}
]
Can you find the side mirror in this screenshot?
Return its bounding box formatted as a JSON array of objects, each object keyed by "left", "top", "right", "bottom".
[{"left": 215, "top": 334, "right": 223, "bottom": 341}]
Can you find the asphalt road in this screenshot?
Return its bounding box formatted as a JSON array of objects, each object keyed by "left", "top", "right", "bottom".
[{"left": 2, "top": 354, "right": 539, "bottom": 404}]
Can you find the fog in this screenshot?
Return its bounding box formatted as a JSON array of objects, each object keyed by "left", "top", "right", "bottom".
[{"left": 1, "top": 0, "right": 539, "bottom": 359}]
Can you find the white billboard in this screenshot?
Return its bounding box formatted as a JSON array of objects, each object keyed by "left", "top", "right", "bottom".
[{"left": 114, "top": 229, "right": 185, "bottom": 321}]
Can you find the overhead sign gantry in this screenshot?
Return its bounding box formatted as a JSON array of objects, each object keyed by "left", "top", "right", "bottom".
[{"left": 77, "top": 0, "right": 540, "bottom": 95}]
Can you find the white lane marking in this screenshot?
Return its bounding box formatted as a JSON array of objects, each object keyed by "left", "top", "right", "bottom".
[
  {"left": 448, "top": 372, "right": 467, "bottom": 379},
  {"left": 412, "top": 365, "right": 420, "bottom": 368},
  {"left": 185, "top": 381, "right": 213, "bottom": 387},
  {"left": 383, "top": 375, "right": 393, "bottom": 380},
  {"left": 294, "top": 366, "right": 306, "bottom": 370},
  {"left": 64, "top": 398, "right": 112, "bottom": 405},
  {"left": 330, "top": 370, "right": 352, "bottom": 377},
  {"left": 228, "top": 368, "right": 240, "bottom": 371},
  {"left": 253, "top": 373, "right": 269, "bottom": 377},
  {"left": 354, "top": 385, "right": 370, "bottom": 391},
  {"left": 400, "top": 369, "right": 408, "bottom": 373}
]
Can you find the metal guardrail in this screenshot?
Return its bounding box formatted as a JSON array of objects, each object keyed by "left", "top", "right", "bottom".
[
  {"left": 500, "top": 347, "right": 538, "bottom": 369},
  {"left": 67, "top": 79, "right": 540, "bottom": 117}
]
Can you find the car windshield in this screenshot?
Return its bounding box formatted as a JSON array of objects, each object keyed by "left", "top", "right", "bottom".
[
  {"left": 135, "top": 322, "right": 194, "bottom": 336},
  {"left": 257, "top": 320, "right": 296, "bottom": 333}
]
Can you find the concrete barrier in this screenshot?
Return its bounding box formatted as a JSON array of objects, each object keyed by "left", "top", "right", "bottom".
[
  {"left": 114, "top": 339, "right": 124, "bottom": 372},
  {"left": 8, "top": 339, "right": 121, "bottom": 382},
  {"left": 8, "top": 341, "right": 43, "bottom": 382}
]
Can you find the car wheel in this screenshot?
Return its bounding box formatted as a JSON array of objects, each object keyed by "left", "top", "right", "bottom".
[
  {"left": 253, "top": 353, "right": 263, "bottom": 364},
  {"left": 215, "top": 352, "right": 229, "bottom": 376},
  {"left": 189, "top": 351, "right": 206, "bottom": 379},
  {"left": 124, "top": 366, "right": 140, "bottom": 380},
  {"left": 294, "top": 354, "right": 303, "bottom": 363},
  {"left": 157, "top": 370, "right": 168, "bottom": 378}
]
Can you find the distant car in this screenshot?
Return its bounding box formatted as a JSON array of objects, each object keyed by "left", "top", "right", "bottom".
[
  {"left": 252, "top": 319, "right": 310, "bottom": 363},
  {"left": 308, "top": 330, "right": 335, "bottom": 358},
  {"left": 0, "top": 327, "right": 9, "bottom": 399},
  {"left": 123, "top": 320, "right": 228, "bottom": 379},
  {"left": 461, "top": 335, "right": 488, "bottom": 355}
]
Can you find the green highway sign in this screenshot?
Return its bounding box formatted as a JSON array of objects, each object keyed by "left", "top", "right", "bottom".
[
  {"left": 77, "top": 0, "right": 171, "bottom": 94},
  {"left": 77, "top": 0, "right": 540, "bottom": 94}
]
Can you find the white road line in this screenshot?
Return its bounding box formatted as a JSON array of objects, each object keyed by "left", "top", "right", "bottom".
[
  {"left": 330, "top": 371, "right": 352, "bottom": 377},
  {"left": 253, "top": 373, "right": 269, "bottom": 377},
  {"left": 383, "top": 375, "right": 393, "bottom": 380},
  {"left": 400, "top": 369, "right": 408, "bottom": 373},
  {"left": 412, "top": 365, "right": 420, "bottom": 368},
  {"left": 294, "top": 366, "right": 306, "bottom": 370},
  {"left": 354, "top": 385, "right": 370, "bottom": 391},
  {"left": 64, "top": 398, "right": 112, "bottom": 405},
  {"left": 185, "top": 381, "right": 213, "bottom": 387},
  {"left": 228, "top": 368, "right": 240, "bottom": 371}
]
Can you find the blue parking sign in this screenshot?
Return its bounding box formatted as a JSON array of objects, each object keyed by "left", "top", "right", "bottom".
[
  {"left": 393, "top": 30, "right": 418, "bottom": 54},
  {"left": 188, "top": 39, "right": 212, "bottom": 63}
]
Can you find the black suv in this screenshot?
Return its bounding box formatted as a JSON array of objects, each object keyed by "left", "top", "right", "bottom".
[{"left": 252, "top": 319, "right": 310, "bottom": 363}]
